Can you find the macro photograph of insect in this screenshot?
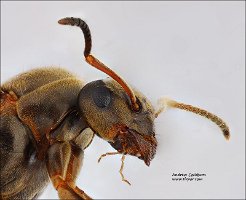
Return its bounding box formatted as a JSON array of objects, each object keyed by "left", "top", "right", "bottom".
[{"left": 1, "top": 1, "right": 245, "bottom": 200}]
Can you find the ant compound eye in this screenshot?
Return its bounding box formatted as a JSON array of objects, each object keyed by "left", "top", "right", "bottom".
[{"left": 92, "top": 86, "right": 111, "bottom": 108}]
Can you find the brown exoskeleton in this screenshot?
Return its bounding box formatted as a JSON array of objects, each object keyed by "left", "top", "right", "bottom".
[{"left": 0, "top": 17, "right": 230, "bottom": 199}]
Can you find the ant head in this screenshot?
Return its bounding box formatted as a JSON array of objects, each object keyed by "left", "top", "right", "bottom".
[
  {"left": 59, "top": 17, "right": 157, "bottom": 166},
  {"left": 78, "top": 79, "right": 157, "bottom": 166}
]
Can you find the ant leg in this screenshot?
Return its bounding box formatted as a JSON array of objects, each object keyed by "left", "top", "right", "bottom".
[{"left": 46, "top": 142, "right": 91, "bottom": 200}]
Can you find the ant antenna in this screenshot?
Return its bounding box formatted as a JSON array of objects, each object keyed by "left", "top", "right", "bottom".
[
  {"left": 155, "top": 97, "right": 230, "bottom": 140},
  {"left": 58, "top": 17, "right": 139, "bottom": 111}
]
